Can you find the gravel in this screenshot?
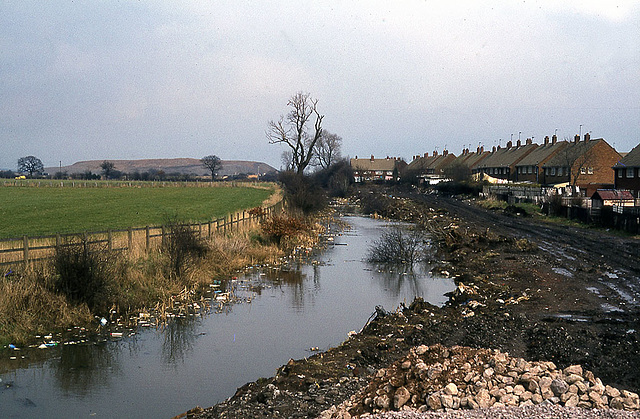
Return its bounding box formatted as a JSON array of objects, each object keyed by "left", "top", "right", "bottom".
[{"left": 369, "top": 404, "right": 640, "bottom": 418}]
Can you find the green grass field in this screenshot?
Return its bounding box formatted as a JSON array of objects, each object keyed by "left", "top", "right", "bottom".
[{"left": 0, "top": 184, "right": 274, "bottom": 238}]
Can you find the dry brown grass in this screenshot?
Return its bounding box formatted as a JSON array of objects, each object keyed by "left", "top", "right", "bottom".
[
  {"left": 0, "top": 268, "right": 92, "bottom": 345},
  {"left": 0, "top": 223, "right": 288, "bottom": 345}
]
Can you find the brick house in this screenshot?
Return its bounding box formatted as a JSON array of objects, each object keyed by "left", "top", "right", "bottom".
[
  {"left": 350, "top": 155, "right": 407, "bottom": 182},
  {"left": 613, "top": 143, "right": 640, "bottom": 196},
  {"left": 474, "top": 139, "right": 537, "bottom": 181},
  {"left": 514, "top": 135, "right": 568, "bottom": 183},
  {"left": 541, "top": 134, "right": 621, "bottom": 191}
]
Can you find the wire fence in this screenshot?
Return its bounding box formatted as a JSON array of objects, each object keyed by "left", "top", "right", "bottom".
[{"left": 0, "top": 199, "right": 284, "bottom": 268}]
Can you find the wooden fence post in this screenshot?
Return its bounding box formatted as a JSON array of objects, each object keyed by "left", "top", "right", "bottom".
[
  {"left": 146, "top": 226, "right": 150, "bottom": 252},
  {"left": 128, "top": 227, "right": 133, "bottom": 251},
  {"left": 108, "top": 230, "right": 113, "bottom": 251}
]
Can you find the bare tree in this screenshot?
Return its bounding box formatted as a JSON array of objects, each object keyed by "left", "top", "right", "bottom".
[
  {"left": 558, "top": 139, "right": 597, "bottom": 189},
  {"left": 314, "top": 131, "right": 342, "bottom": 169},
  {"left": 281, "top": 150, "right": 294, "bottom": 172},
  {"left": 100, "top": 161, "right": 116, "bottom": 179},
  {"left": 267, "top": 92, "right": 324, "bottom": 174},
  {"left": 17, "top": 156, "right": 44, "bottom": 177},
  {"left": 201, "top": 155, "right": 222, "bottom": 180}
]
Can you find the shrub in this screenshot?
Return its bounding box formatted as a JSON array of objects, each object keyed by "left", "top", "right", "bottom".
[
  {"left": 162, "top": 219, "right": 208, "bottom": 279},
  {"left": 260, "top": 215, "right": 308, "bottom": 246},
  {"left": 279, "top": 171, "right": 327, "bottom": 214},
  {"left": 52, "top": 236, "right": 112, "bottom": 313},
  {"left": 367, "top": 227, "right": 427, "bottom": 266}
]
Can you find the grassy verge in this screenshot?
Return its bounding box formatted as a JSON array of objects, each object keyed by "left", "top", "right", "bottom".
[
  {"left": 0, "top": 210, "right": 321, "bottom": 347},
  {"left": 0, "top": 184, "right": 273, "bottom": 238}
]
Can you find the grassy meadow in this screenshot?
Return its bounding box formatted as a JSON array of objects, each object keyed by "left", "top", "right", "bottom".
[{"left": 0, "top": 183, "right": 274, "bottom": 238}]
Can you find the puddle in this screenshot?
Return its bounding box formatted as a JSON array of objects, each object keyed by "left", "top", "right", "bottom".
[{"left": 552, "top": 267, "right": 573, "bottom": 277}]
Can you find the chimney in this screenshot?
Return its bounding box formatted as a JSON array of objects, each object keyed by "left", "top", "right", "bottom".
[
  {"left": 526, "top": 138, "right": 532, "bottom": 145},
  {"left": 574, "top": 134, "right": 580, "bottom": 143},
  {"left": 355, "top": 155, "right": 358, "bottom": 159},
  {"left": 584, "top": 132, "right": 590, "bottom": 142},
  {"left": 552, "top": 134, "right": 557, "bottom": 144},
  {"left": 386, "top": 156, "right": 390, "bottom": 159},
  {"left": 544, "top": 136, "right": 549, "bottom": 145},
  {"left": 443, "top": 150, "right": 448, "bottom": 156},
  {"left": 433, "top": 150, "right": 438, "bottom": 156},
  {"left": 506, "top": 140, "right": 513, "bottom": 149},
  {"left": 424, "top": 152, "right": 428, "bottom": 158},
  {"left": 480, "top": 146, "right": 484, "bottom": 153},
  {"left": 370, "top": 155, "right": 375, "bottom": 161},
  {"left": 476, "top": 146, "right": 480, "bottom": 154},
  {"left": 517, "top": 139, "right": 522, "bottom": 147},
  {"left": 492, "top": 146, "right": 497, "bottom": 152}
]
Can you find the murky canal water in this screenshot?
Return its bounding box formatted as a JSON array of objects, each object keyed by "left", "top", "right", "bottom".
[{"left": 1, "top": 216, "right": 455, "bottom": 418}]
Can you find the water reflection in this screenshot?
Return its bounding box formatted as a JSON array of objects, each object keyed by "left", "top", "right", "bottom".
[
  {"left": 161, "top": 317, "right": 201, "bottom": 366},
  {"left": 52, "top": 342, "right": 121, "bottom": 396}
]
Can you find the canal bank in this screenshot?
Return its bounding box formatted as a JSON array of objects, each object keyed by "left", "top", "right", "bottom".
[{"left": 0, "top": 215, "right": 454, "bottom": 418}]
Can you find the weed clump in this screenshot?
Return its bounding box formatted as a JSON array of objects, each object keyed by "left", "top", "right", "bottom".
[
  {"left": 162, "top": 220, "right": 208, "bottom": 280},
  {"left": 52, "top": 237, "right": 113, "bottom": 314}
]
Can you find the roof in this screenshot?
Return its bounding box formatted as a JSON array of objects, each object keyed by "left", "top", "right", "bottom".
[
  {"left": 350, "top": 157, "right": 401, "bottom": 171},
  {"left": 613, "top": 143, "right": 640, "bottom": 168},
  {"left": 543, "top": 139, "right": 603, "bottom": 167},
  {"left": 407, "top": 153, "right": 455, "bottom": 172},
  {"left": 476, "top": 144, "right": 537, "bottom": 169},
  {"left": 591, "top": 189, "right": 635, "bottom": 201},
  {"left": 516, "top": 141, "right": 568, "bottom": 166}
]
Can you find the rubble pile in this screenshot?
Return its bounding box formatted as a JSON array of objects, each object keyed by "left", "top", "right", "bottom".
[{"left": 321, "top": 344, "right": 640, "bottom": 418}]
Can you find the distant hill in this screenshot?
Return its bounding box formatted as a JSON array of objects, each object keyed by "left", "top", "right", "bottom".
[{"left": 45, "top": 158, "right": 277, "bottom": 177}]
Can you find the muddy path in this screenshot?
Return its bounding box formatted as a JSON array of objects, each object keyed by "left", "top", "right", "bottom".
[
  {"left": 401, "top": 190, "right": 640, "bottom": 317},
  {"left": 193, "top": 186, "right": 640, "bottom": 418}
]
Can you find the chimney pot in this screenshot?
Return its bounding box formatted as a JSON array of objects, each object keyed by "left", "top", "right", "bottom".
[
  {"left": 424, "top": 152, "right": 428, "bottom": 158},
  {"left": 517, "top": 139, "right": 522, "bottom": 147},
  {"left": 507, "top": 140, "right": 513, "bottom": 149},
  {"left": 371, "top": 155, "right": 375, "bottom": 161},
  {"left": 544, "top": 136, "right": 549, "bottom": 145},
  {"left": 492, "top": 146, "right": 497, "bottom": 152},
  {"left": 552, "top": 135, "right": 557, "bottom": 144},
  {"left": 584, "top": 132, "right": 590, "bottom": 142}
]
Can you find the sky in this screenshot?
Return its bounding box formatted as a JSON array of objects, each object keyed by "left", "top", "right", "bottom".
[{"left": 1, "top": 1, "right": 639, "bottom": 171}]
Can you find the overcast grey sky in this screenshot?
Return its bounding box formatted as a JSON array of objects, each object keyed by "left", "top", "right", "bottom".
[{"left": 1, "top": 1, "right": 639, "bottom": 171}]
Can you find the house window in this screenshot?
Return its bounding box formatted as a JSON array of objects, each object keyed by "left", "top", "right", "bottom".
[
  {"left": 627, "top": 168, "right": 634, "bottom": 178},
  {"left": 557, "top": 167, "right": 563, "bottom": 176},
  {"left": 618, "top": 170, "right": 623, "bottom": 178},
  {"left": 528, "top": 166, "right": 532, "bottom": 174},
  {"left": 580, "top": 167, "right": 586, "bottom": 175},
  {"left": 588, "top": 167, "right": 594, "bottom": 175},
  {"left": 551, "top": 168, "right": 556, "bottom": 176}
]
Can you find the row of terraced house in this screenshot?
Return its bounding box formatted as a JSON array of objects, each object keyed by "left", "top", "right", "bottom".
[{"left": 351, "top": 134, "right": 640, "bottom": 198}]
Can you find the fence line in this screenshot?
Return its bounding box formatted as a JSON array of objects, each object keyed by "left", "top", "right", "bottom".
[
  {"left": 0, "top": 200, "right": 285, "bottom": 268},
  {"left": 1, "top": 179, "right": 276, "bottom": 189}
]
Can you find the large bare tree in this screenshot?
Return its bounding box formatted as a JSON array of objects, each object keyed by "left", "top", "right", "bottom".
[
  {"left": 267, "top": 92, "right": 324, "bottom": 174},
  {"left": 17, "top": 155, "right": 44, "bottom": 177},
  {"left": 314, "top": 130, "right": 342, "bottom": 169},
  {"left": 201, "top": 155, "right": 222, "bottom": 180}
]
